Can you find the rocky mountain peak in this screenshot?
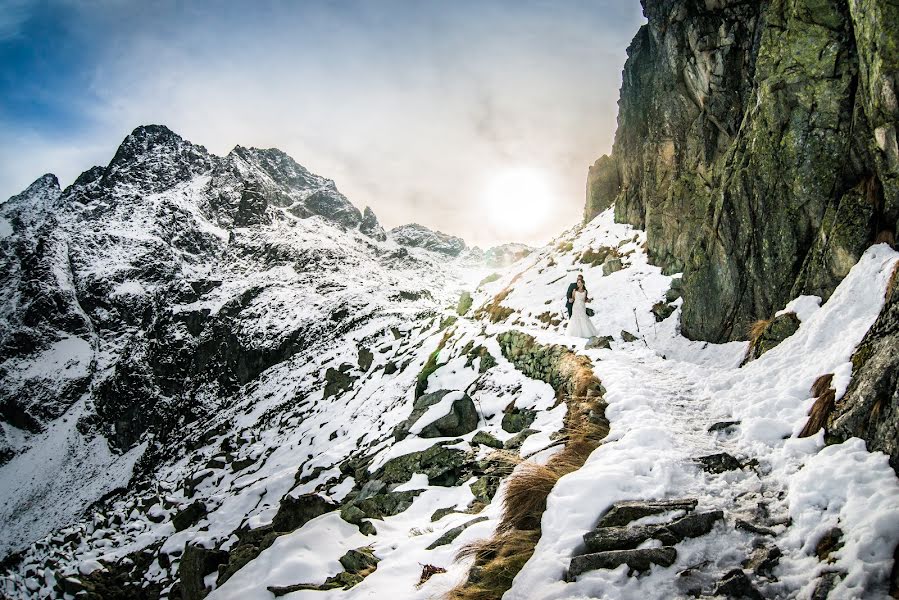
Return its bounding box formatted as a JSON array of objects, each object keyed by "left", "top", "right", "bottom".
[
  {"left": 388, "top": 223, "right": 467, "bottom": 256},
  {"left": 103, "top": 124, "right": 217, "bottom": 193},
  {"left": 360, "top": 206, "right": 387, "bottom": 241},
  {"left": 1, "top": 173, "right": 61, "bottom": 220}
]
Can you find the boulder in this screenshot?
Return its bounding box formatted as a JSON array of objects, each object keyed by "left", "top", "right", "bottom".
[
  {"left": 596, "top": 498, "right": 697, "bottom": 528},
  {"left": 172, "top": 501, "right": 207, "bottom": 532},
  {"left": 271, "top": 493, "right": 338, "bottom": 532},
  {"left": 418, "top": 394, "right": 479, "bottom": 439},
  {"left": 620, "top": 330, "right": 638, "bottom": 343},
  {"left": 602, "top": 257, "right": 623, "bottom": 276},
  {"left": 585, "top": 336, "right": 613, "bottom": 350},
  {"left": 695, "top": 453, "right": 742, "bottom": 474},
  {"left": 471, "top": 430, "right": 503, "bottom": 449},
  {"left": 747, "top": 312, "right": 801, "bottom": 361},
  {"left": 567, "top": 547, "right": 677, "bottom": 579},
  {"left": 180, "top": 543, "right": 229, "bottom": 600},
  {"left": 501, "top": 407, "right": 536, "bottom": 433},
  {"left": 713, "top": 569, "right": 764, "bottom": 600},
  {"left": 377, "top": 443, "right": 469, "bottom": 486},
  {"left": 584, "top": 511, "right": 722, "bottom": 553}
]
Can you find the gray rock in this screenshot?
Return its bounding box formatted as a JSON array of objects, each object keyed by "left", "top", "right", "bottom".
[
  {"left": 584, "top": 511, "right": 722, "bottom": 553},
  {"left": 323, "top": 364, "right": 356, "bottom": 399},
  {"left": 271, "top": 493, "right": 338, "bottom": 533},
  {"left": 827, "top": 279, "right": 899, "bottom": 473},
  {"left": 426, "top": 516, "right": 488, "bottom": 550},
  {"left": 810, "top": 571, "right": 844, "bottom": 600},
  {"left": 469, "top": 476, "right": 501, "bottom": 503},
  {"left": 359, "top": 206, "right": 387, "bottom": 241},
  {"left": 501, "top": 407, "right": 537, "bottom": 433},
  {"left": 651, "top": 302, "right": 676, "bottom": 322},
  {"left": 376, "top": 442, "right": 469, "bottom": 486},
  {"left": 456, "top": 291, "right": 473, "bottom": 316},
  {"left": 747, "top": 312, "right": 801, "bottom": 361},
  {"left": 596, "top": 498, "right": 698, "bottom": 528},
  {"left": 418, "top": 394, "right": 479, "bottom": 439},
  {"left": 338, "top": 547, "right": 379, "bottom": 573},
  {"left": 567, "top": 547, "right": 677, "bottom": 579},
  {"left": 172, "top": 501, "right": 207, "bottom": 532},
  {"left": 180, "top": 543, "right": 230, "bottom": 600},
  {"left": 620, "top": 330, "right": 638, "bottom": 343},
  {"left": 503, "top": 428, "right": 538, "bottom": 450},
  {"left": 357, "top": 347, "right": 374, "bottom": 372},
  {"left": 471, "top": 430, "right": 503, "bottom": 449},
  {"left": 708, "top": 421, "right": 740, "bottom": 434},
  {"left": 395, "top": 390, "right": 478, "bottom": 440},
  {"left": 695, "top": 453, "right": 742, "bottom": 474},
  {"left": 744, "top": 545, "right": 781, "bottom": 577},
  {"left": 713, "top": 569, "right": 764, "bottom": 600},
  {"left": 586, "top": 336, "right": 614, "bottom": 350},
  {"left": 602, "top": 257, "right": 623, "bottom": 276}
]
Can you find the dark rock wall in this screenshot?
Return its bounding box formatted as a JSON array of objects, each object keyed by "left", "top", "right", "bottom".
[
  {"left": 827, "top": 266, "right": 899, "bottom": 471},
  {"left": 587, "top": 0, "right": 899, "bottom": 342}
]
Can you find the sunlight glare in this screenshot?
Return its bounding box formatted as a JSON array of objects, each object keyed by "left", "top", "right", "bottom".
[{"left": 484, "top": 166, "right": 554, "bottom": 239}]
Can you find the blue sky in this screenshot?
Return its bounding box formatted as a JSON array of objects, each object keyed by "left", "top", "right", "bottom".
[{"left": 0, "top": 0, "right": 644, "bottom": 246}]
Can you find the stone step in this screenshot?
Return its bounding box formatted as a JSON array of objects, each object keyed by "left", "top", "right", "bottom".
[
  {"left": 595, "top": 498, "right": 698, "bottom": 528},
  {"left": 567, "top": 547, "right": 677, "bottom": 579},
  {"left": 584, "top": 510, "right": 723, "bottom": 553}
]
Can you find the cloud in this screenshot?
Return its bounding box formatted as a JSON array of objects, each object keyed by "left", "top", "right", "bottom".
[{"left": 0, "top": 0, "right": 645, "bottom": 246}]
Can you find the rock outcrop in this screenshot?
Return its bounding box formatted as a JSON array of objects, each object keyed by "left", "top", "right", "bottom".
[
  {"left": 827, "top": 266, "right": 899, "bottom": 470},
  {"left": 388, "top": 223, "right": 467, "bottom": 256},
  {"left": 587, "top": 0, "right": 898, "bottom": 343}
]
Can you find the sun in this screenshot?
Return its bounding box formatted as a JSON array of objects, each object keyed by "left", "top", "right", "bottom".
[{"left": 484, "top": 166, "right": 553, "bottom": 239}]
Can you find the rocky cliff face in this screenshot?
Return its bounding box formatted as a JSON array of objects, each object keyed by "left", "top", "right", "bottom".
[
  {"left": 587, "top": 0, "right": 898, "bottom": 342},
  {"left": 587, "top": 0, "right": 898, "bottom": 478}
]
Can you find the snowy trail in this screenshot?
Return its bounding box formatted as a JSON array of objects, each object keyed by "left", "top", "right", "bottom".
[{"left": 506, "top": 242, "right": 899, "bottom": 600}]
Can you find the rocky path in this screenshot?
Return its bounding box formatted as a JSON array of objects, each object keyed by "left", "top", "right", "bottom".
[
  {"left": 499, "top": 330, "right": 806, "bottom": 600},
  {"left": 579, "top": 345, "right": 788, "bottom": 598}
]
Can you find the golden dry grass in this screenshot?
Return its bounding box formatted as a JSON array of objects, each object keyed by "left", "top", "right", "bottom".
[
  {"left": 798, "top": 388, "right": 836, "bottom": 438},
  {"left": 874, "top": 229, "right": 895, "bottom": 247},
  {"left": 446, "top": 530, "right": 541, "bottom": 600},
  {"left": 810, "top": 373, "right": 834, "bottom": 399},
  {"left": 747, "top": 318, "right": 771, "bottom": 344},
  {"left": 445, "top": 338, "right": 610, "bottom": 600},
  {"left": 886, "top": 261, "right": 899, "bottom": 303}
]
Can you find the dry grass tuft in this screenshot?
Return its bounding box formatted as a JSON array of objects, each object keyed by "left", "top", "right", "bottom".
[
  {"left": 474, "top": 275, "right": 523, "bottom": 323},
  {"left": 810, "top": 373, "right": 834, "bottom": 399},
  {"left": 886, "top": 261, "right": 899, "bottom": 303},
  {"left": 747, "top": 318, "right": 771, "bottom": 344},
  {"left": 798, "top": 388, "right": 836, "bottom": 438},
  {"left": 499, "top": 463, "right": 560, "bottom": 532},
  {"left": 447, "top": 530, "right": 541, "bottom": 600},
  {"left": 874, "top": 229, "right": 896, "bottom": 247}
]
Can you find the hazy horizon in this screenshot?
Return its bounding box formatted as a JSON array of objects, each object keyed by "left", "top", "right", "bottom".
[{"left": 0, "top": 0, "right": 645, "bottom": 247}]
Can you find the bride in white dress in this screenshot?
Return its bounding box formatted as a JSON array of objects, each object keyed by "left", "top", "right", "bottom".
[{"left": 566, "top": 279, "right": 599, "bottom": 338}]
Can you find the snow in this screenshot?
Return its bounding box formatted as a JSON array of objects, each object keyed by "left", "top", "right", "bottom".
[
  {"left": 505, "top": 238, "right": 899, "bottom": 599},
  {"left": 0, "top": 216, "right": 12, "bottom": 238},
  {"left": 777, "top": 294, "right": 822, "bottom": 321},
  {"left": 2, "top": 185, "right": 898, "bottom": 600}
]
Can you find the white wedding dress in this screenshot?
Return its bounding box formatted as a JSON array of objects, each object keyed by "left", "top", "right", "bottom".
[{"left": 566, "top": 290, "right": 599, "bottom": 338}]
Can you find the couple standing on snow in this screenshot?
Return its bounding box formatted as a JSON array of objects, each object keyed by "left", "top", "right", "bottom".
[{"left": 565, "top": 274, "right": 599, "bottom": 338}]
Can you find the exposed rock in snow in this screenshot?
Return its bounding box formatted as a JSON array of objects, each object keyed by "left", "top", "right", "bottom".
[{"left": 388, "top": 223, "right": 466, "bottom": 256}]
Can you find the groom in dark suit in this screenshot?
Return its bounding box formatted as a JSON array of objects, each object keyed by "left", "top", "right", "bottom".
[{"left": 565, "top": 274, "right": 584, "bottom": 317}]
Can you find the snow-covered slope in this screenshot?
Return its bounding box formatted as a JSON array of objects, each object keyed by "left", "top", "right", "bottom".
[{"left": 2, "top": 186, "right": 897, "bottom": 600}]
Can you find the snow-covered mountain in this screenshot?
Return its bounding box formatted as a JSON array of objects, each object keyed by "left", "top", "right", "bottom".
[
  {"left": 1, "top": 124, "right": 898, "bottom": 600},
  {"left": 388, "top": 224, "right": 467, "bottom": 257}
]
